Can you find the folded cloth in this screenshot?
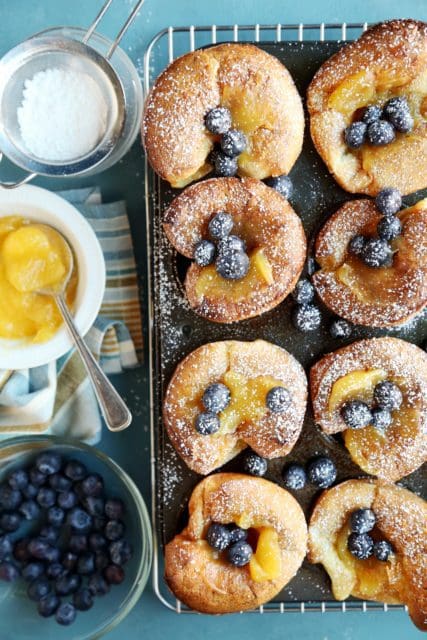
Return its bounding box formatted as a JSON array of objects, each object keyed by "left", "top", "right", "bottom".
[{"left": 0, "top": 187, "right": 143, "bottom": 443}]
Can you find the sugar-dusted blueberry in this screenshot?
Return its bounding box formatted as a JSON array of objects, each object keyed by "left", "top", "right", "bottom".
[
  {"left": 109, "top": 539, "right": 132, "bottom": 566},
  {"left": 227, "top": 524, "right": 247, "bottom": 545},
  {"left": 27, "top": 577, "right": 51, "bottom": 601},
  {"left": 89, "top": 533, "right": 107, "bottom": 552},
  {"left": 350, "top": 508, "right": 376, "bottom": 534},
  {"left": 37, "top": 594, "right": 60, "bottom": 618},
  {"left": 29, "top": 467, "right": 47, "bottom": 487},
  {"left": 383, "top": 96, "right": 413, "bottom": 132},
  {"left": 36, "top": 487, "right": 56, "bottom": 509},
  {"left": 361, "top": 238, "right": 392, "bottom": 268},
  {"left": 83, "top": 496, "right": 105, "bottom": 517},
  {"left": 371, "top": 407, "right": 393, "bottom": 432},
  {"left": 55, "top": 573, "right": 81, "bottom": 596},
  {"left": 227, "top": 541, "right": 253, "bottom": 567},
  {"left": 0, "top": 535, "right": 12, "bottom": 560},
  {"left": 307, "top": 456, "right": 337, "bottom": 488},
  {"left": 0, "top": 512, "right": 21, "bottom": 532},
  {"left": 208, "top": 211, "right": 234, "bottom": 240},
  {"left": 64, "top": 459, "right": 87, "bottom": 482},
  {"left": 330, "top": 319, "right": 352, "bottom": 340},
  {"left": 220, "top": 129, "right": 247, "bottom": 157},
  {"left": 205, "top": 106, "right": 232, "bottom": 135},
  {"left": 39, "top": 525, "right": 59, "bottom": 545},
  {"left": 348, "top": 234, "right": 366, "bottom": 258},
  {"left": 243, "top": 451, "right": 267, "bottom": 477},
  {"left": 362, "top": 105, "right": 382, "bottom": 125},
  {"left": 0, "top": 485, "right": 22, "bottom": 511},
  {"left": 69, "top": 534, "right": 88, "bottom": 554},
  {"left": 195, "top": 411, "right": 220, "bottom": 436},
  {"left": 0, "top": 561, "right": 19, "bottom": 582},
  {"left": 46, "top": 563, "right": 65, "bottom": 580},
  {"left": 340, "top": 400, "right": 372, "bottom": 429},
  {"left": 22, "top": 561, "right": 45, "bottom": 582},
  {"left": 375, "top": 187, "right": 402, "bottom": 217},
  {"left": 344, "top": 121, "right": 367, "bottom": 149},
  {"left": 388, "top": 109, "right": 413, "bottom": 133},
  {"left": 266, "top": 386, "right": 292, "bottom": 413},
  {"left": 206, "top": 523, "right": 231, "bottom": 551},
  {"left": 292, "top": 304, "right": 322, "bottom": 332},
  {"left": 104, "top": 564, "right": 125, "bottom": 585},
  {"left": 105, "top": 520, "right": 125, "bottom": 542},
  {"left": 77, "top": 552, "right": 95, "bottom": 576},
  {"left": 377, "top": 215, "right": 401, "bottom": 241},
  {"left": 292, "top": 279, "right": 315, "bottom": 305},
  {"left": 194, "top": 239, "right": 216, "bottom": 267},
  {"left": 373, "top": 381, "right": 403, "bottom": 411},
  {"left": 348, "top": 532, "right": 374, "bottom": 559},
  {"left": 57, "top": 490, "right": 78, "bottom": 510},
  {"left": 7, "top": 468, "right": 28, "bottom": 491},
  {"left": 69, "top": 507, "right": 93, "bottom": 532},
  {"left": 104, "top": 498, "right": 125, "bottom": 521},
  {"left": 88, "top": 573, "right": 110, "bottom": 596},
  {"left": 35, "top": 451, "right": 62, "bottom": 476},
  {"left": 214, "top": 152, "right": 238, "bottom": 177},
  {"left": 13, "top": 537, "right": 30, "bottom": 563},
  {"left": 81, "top": 473, "right": 104, "bottom": 497},
  {"left": 47, "top": 506, "right": 65, "bottom": 527},
  {"left": 265, "top": 174, "right": 293, "bottom": 199},
  {"left": 95, "top": 551, "right": 110, "bottom": 572},
  {"left": 217, "top": 234, "right": 246, "bottom": 256},
  {"left": 282, "top": 464, "right": 306, "bottom": 490},
  {"left": 367, "top": 120, "right": 395, "bottom": 146},
  {"left": 202, "top": 382, "right": 231, "bottom": 414},
  {"left": 373, "top": 540, "right": 393, "bottom": 561},
  {"left": 73, "top": 588, "right": 94, "bottom": 611},
  {"left": 55, "top": 602, "right": 76, "bottom": 626},
  {"left": 48, "top": 473, "right": 72, "bottom": 493}
]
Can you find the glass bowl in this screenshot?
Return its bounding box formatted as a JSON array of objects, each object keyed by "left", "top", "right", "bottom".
[{"left": 0, "top": 436, "right": 152, "bottom": 639}]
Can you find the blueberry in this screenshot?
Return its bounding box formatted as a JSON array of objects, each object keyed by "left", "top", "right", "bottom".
[
  {"left": 205, "top": 106, "right": 232, "bottom": 135},
  {"left": 0, "top": 561, "right": 19, "bottom": 582},
  {"left": 195, "top": 411, "right": 220, "bottom": 435},
  {"left": 282, "top": 464, "right": 306, "bottom": 490},
  {"left": 93, "top": 516, "right": 107, "bottom": 532},
  {"left": 361, "top": 238, "right": 392, "bottom": 268},
  {"left": 89, "top": 533, "right": 107, "bottom": 552},
  {"left": 81, "top": 474, "right": 104, "bottom": 497},
  {"left": 73, "top": 588, "right": 94, "bottom": 611},
  {"left": 0, "top": 535, "right": 12, "bottom": 560},
  {"left": 377, "top": 216, "right": 401, "bottom": 241},
  {"left": 340, "top": 400, "right": 372, "bottom": 429},
  {"left": 371, "top": 407, "right": 393, "bottom": 431},
  {"left": 194, "top": 239, "right": 216, "bottom": 266},
  {"left": 39, "top": 526, "right": 59, "bottom": 545},
  {"left": 388, "top": 109, "right": 413, "bottom": 133},
  {"left": 69, "top": 507, "right": 92, "bottom": 532},
  {"left": 217, "top": 234, "right": 246, "bottom": 255},
  {"left": 266, "top": 386, "right": 292, "bottom": 413},
  {"left": 28, "top": 538, "right": 51, "bottom": 560},
  {"left": 105, "top": 521, "right": 125, "bottom": 543},
  {"left": 28, "top": 577, "right": 51, "bottom": 601},
  {"left": 292, "top": 279, "right": 315, "bottom": 305},
  {"left": 57, "top": 490, "right": 78, "bottom": 510},
  {"left": 348, "top": 234, "right": 366, "bottom": 257},
  {"left": 330, "top": 319, "right": 352, "bottom": 340},
  {"left": 0, "top": 485, "right": 22, "bottom": 510},
  {"left": 265, "top": 174, "right": 293, "bottom": 199},
  {"left": 19, "top": 499, "right": 40, "bottom": 521},
  {"left": 373, "top": 540, "right": 393, "bottom": 561},
  {"left": 202, "top": 383, "right": 231, "bottom": 414},
  {"left": 22, "top": 561, "right": 45, "bottom": 581},
  {"left": 88, "top": 574, "right": 110, "bottom": 596},
  {"left": 292, "top": 304, "right": 322, "bottom": 332},
  {"left": 29, "top": 467, "right": 47, "bottom": 487},
  {"left": 37, "top": 594, "right": 60, "bottom": 618},
  {"left": 227, "top": 541, "right": 253, "bottom": 566},
  {"left": 367, "top": 120, "right": 395, "bottom": 146},
  {"left": 64, "top": 460, "right": 87, "bottom": 482},
  {"left": 220, "top": 129, "right": 247, "bottom": 157},
  {"left": 208, "top": 212, "right": 234, "bottom": 240},
  {"left": 104, "top": 499, "right": 125, "bottom": 521},
  {"left": 46, "top": 506, "right": 65, "bottom": 528},
  {"left": 243, "top": 452, "right": 267, "bottom": 477},
  {"left": 375, "top": 187, "right": 402, "bottom": 217},
  {"left": 35, "top": 452, "right": 62, "bottom": 476},
  {"left": 21, "top": 483, "right": 38, "bottom": 500},
  {"left": 13, "top": 538, "right": 30, "bottom": 563},
  {"left": 36, "top": 487, "right": 56, "bottom": 509},
  {"left": 206, "top": 523, "right": 231, "bottom": 551},
  {"left": 55, "top": 602, "right": 76, "bottom": 626},
  {"left": 214, "top": 152, "right": 238, "bottom": 177},
  {"left": 77, "top": 552, "right": 95, "bottom": 575},
  {"left": 362, "top": 105, "right": 382, "bottom": 125},
  {"left": 227, "top": 524, "right": 247, "bottom": 545},
  {"left": 383, "top": 97, "right": 413, "bottom": 132},
  {"left": 55, "top": 573, "right": 81, "bottom": 596},
  {"left": 7, "top": 469, "right": 29, "bottom": 491},
  {"left": 46, "top": 563, "right": 65, "bottom": 580},
  {"left": 83, "top": 496, "right": 105, "bottom": 517},
  {"left": 69, "top": 534, "right": 88, "bottom": 554},
  {"left": 307, "top": 456, "right": 337, "bottom": 488},
  {"left": 373, "top": 381, "right": 403, "bottom": 411},
  {"left": 95, "top": 552, "right": 110, "bottom": 572},
  {"left": 109, "top": 539, "right": 132, "bottom": 566},
  {"left": 48, "top": 473, "right": 71, "bottom": 493},
  {"left": 0, "top": 512, "right": 21, "bottom": 532},
  {"left": 104, "top": 564, "right": 125, "bottom": 585},
  {"left": 347, "top": 532, "right": 374, "bottom": 559},
  {"left": 216, "top": 249, "right": 250, "bottom": 280},
  {"left": 350, "top": 508, "right": 376, "bottom": 534},
  {"left": 344, "top": 121, "right": 367, "bottom": 148},
  {"left": 62, "top": 551, "right": 78, "bottom": 571}
]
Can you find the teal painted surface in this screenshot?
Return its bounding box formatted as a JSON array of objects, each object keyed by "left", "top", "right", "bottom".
[{"left": 0, "top": 1, "right": 425, "bottom": 638}]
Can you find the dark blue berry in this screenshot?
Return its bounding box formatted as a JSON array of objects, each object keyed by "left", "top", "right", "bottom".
[
  {"left": 55, "top": 602, "right": 76, "bottom": 626},
  {"left": 73, "top": 588, "right": 94, "bottom": 611},
  {"left": 292, "top": 304, "right": 322, "bottom": 332},
  {"left": 243, "top": 452, "right": 267, "bottom": 477},
  {"left": 44, "top": 547, "right": 60, "bottom": 564},
  {"left": 89, "top": 533, "right": 107, "bottom": 552},
  {"left": 375, "top": 187, "right": 402, "bottom": 217},
  {"left": 35, "top": 452, "right": 62, "bottom": 476},
  {"left": 266, "top": 386, "right": 292, "bottom": 413},
  {"left": 362, "top": 105, "right": 382, "bottom": 125},
  {"left": 22, "top": 561, "right": 45, "bottom": 581},
  {"left": 0, "top": 561, "right": 19, "bottom": 582},
  {"left": 64, "top": 460, "right": 87, "bottom": 482},
  {"left": 206, "top": 523, "right": 231, "bottom": 551},
  {"left": 36, "top": 487, "right": 56, "bottom": 509},
  {"left": 265, "top": 174, "right": 293, "bottom": 199},
  {"left": 195, "top": 411, "right": 220, "bottom": 435},
  {"left": 214, "top": 152, "right": 238, "bottom": 177},
  {"left": 377, "top": 216, "right": 401, "bottom": 241},
  {"left": 216, "top": 249, "right": 249, "bottom": 280},
  {"left": 348, "top": 532, "right": 374, "bottom": 559},
  {"left": 13, "top": 538, "right": 30, "bottom": 563},
  {"left": 28, "top": 538, "right": 51, "bottom": 560},
  {"left": 95, "top": 552, "right": 110, "bottom": 572},
  {"left": 7, "top": 469, "right": 28, "bottom": 491},
  {"left": 389, "top": 109, "right": 413, "bottom": 133},
  {"left": 292, "top": 279, "right": 315, "bottom": 305},
  {"left": 55, "top": 573, "right": 81, "bottom": 596},
  {"left": 81, "top": 474, "right": 104, "bottom": 497},
  {"left": 29, "top": 467, "right": 47, "bottom": 487},
  {"left": 48, "top": 473, "right": 71, "bottom": 493},
  {"left": 104, "top": 499, "right": 125, "bottom": 521},
  {"left": 88, "top": 573, "right": 110, "bottom": 596},
  {"left": 374, "top": 381, "right": 403, "bottom": 411},
  {"left": 0, "top": 512, "right": 21, "bottom": 532},
  {"left": 344, "top": 121, "right": 367, "bottom": 148},
  {"left": 46, "top": 506, "right": 65, "bottom": 528},
  {"left": 69, "top": 507, "right": 92, "bottom": 532},
  {"left": 69, "top": 534, "right": 88, "bottom": 554},
  {"left": 205, "top": 106, "right": 232, "bottom": 135},
  {"left": 39, "top": 525, "right": 59, "bottom": 545},
  {"left": 83, "top": 496, "right": 105, "bottom": 517},
  {"left": 0, "top": 535, "right": 12, "bottom": 560},
  {"left": 0, "top": 485, "right": 22, "bottom": 510},
  {"left": 348, "top": 234, "right": 366, "bottom": 257},
  {"left": 37, "top": 594, "right": 60, "bottom": 618},
  {"left": 373, "top": 540, "right": 393, "bottom": 561},
  {"left": 330, "top": 319, "right": 353, "bottom": 339},
  {"left": 208, "top": 212, "right": 234, "bottom": 239},
  {"left": 383, "top": 97, "right": 413, "bottom": 132},
  {"left": 220, "top": 129, "right": 247, "bottom": 157},
  {"left": 227, "top": 524, "right": 247, "bottom": 544},
  {"left": 62, "top": 551, "right": 78, "bottom": 571},
  {"left": 367, "top": 120, "right": 395, "bottom": 146},
  {"left": 109, "top": 539, "right": 132, "bottom": 566},
  {"left": 340, "top": 400, "right": 372, "bottom": 429},
  {"left": 350, "top": 508, "right": 376, "bottom": 534},
  {"left": 28, "top": 577, "right": 51, "bottom": 601},
  {"left": 282, "top": 464, "right": 306, "bottom": 490},
  {"left": 105, "top": 521, "right": 125, "bottom": 542},
  {"left": 194, "top": 239, "right": 216, "bottom": 266},
  {"left": 202, "top": 383, "right": 231, "bottom": 414},
  {"left": 46, "top": 563, "right": 65, "bottom": 580},
  {"left": 371, "top": 407, "right": 393, "bottom": 431},
  {"left": 104, "top": 564, "right": 125, "bottom": 585},
  {"left": 21, "top": 483, "right": 38, "bottom": 500},
  {"left": 77, "top": 552, "right": 95, "bottom": 575},
  {"left": 57, "top": 490, "right": 78, "bottom": 510},
  {"left": 361, "top": 238, "right": 392, "bottom": 268},
  {"left": 307, "top": 456, "right": 337, "bottom": 488},
  {"left": 227, "top": 541, "right": 252, "bottom": 566},
  {"left": 217, "top": 234, "right": 246, "bottom": 255},
  {"left": 93, "top": 516, "right": 107, "bottom": 532}
]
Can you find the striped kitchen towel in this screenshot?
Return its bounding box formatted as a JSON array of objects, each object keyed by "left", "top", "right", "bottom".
[{"left": 0, "top": 187, "right": 143, "bottom": 443}]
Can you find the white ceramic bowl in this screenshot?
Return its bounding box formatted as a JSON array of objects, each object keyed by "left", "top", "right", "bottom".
[{"left": 0, "top": 185, "right": 105, "bottom": 369}]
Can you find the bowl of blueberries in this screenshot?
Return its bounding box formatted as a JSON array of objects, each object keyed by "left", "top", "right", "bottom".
[{"left": 0, "top": 436, "right": 152, "bottom": 639}]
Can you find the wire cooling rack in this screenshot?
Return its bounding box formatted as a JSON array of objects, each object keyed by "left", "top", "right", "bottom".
[{"left": 144, "top": 22, "right": 408, "bottom": 615}]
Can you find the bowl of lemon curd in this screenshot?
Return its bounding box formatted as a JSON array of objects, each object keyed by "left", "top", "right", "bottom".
[{"left": 0, "top": 185, "right": 105, "bottom": 369}]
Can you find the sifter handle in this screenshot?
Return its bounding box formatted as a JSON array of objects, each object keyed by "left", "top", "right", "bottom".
[{"left": 83, "top": 0, "right": 145, "bottom": 60}]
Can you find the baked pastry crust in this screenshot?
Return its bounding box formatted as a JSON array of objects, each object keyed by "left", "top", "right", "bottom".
[
  {"left": 164, "top": 177, "right": 306, "bottom": 323},
  {"left": 308, "top": 479, "right": 427, "bottom": 631},
  {"left": 163, "top": 340, "right": 307, "bottom": 475},
  {"left": 165, "top": 472, "right": 307, "bottom": 613},
  {"left": 310, "top": 337, "right": 427, "bottom": 482},
  {"left": 143, "top": 43, "right": 304, "bottom": 188},
  {"left": 308, "top": 19, "right": 427, "bottom": 195},
  {"left": 312, "top": 198, "right": 427, "bottom": 327}
]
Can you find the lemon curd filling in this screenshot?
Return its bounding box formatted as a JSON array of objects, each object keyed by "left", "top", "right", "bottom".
[{"left": 0, "top": 216, "right": 77, "bottom": 343}]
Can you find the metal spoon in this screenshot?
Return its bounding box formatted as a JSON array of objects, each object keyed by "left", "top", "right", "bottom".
[{"left": 35, "top": 225, "right": 132, "bottom": 432}]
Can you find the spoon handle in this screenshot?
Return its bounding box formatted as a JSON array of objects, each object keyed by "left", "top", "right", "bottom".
[{"left": 55, "top": 295, "right": 132, "bottom": 432}]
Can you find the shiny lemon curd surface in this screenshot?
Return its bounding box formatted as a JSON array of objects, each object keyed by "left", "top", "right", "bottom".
[
  {"left": 0, "top": 216, "right": 77, "bottom": 343},
  {"left": 249, "top": 526, "right": 282, "bottom": 583},
  {"left": 328, "top": 369, "right": 387, "bottom": 413}
]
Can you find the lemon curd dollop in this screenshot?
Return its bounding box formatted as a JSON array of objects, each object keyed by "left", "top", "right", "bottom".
[{"left": 0, "top": 216, "right": 77, "bottom": 343}]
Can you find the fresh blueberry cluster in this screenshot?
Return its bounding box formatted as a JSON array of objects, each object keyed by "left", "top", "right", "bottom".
[
  {"left": 282, "top": 455, "right": 337, "bottom": 490},
  {"left": 206, "top": 522, "right": 253, "bottom": 567},
  {"left": 291, "top": 278, "right": 322, "bottom": 333},
  {"left": 348, "top": 187, "right": 402, "bottom": 268},
  {"left": 195, "top": 382, "right": 231, "bottom": 435},
  {"left": 193, "top": 212, "right": 250, "bottom": 280},
  {"left": 347, "top": 508, "right": 394, "bottom": 561},
  {"left": 205, "top": 106, "right": 247, "bottom": 177},
  {"left": 344, "top": 97, "right": 413, "bottom": 149},
  {"left": 0, "top": 451, "right": 132, "bottom": 626},
  {"left": 340, "top": 380, "right": 403, "bottom": 432}
]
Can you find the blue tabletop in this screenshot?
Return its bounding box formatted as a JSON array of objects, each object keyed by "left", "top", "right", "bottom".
[{"left": 0, "top": 1, "right": 425, "bottom": 639}]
